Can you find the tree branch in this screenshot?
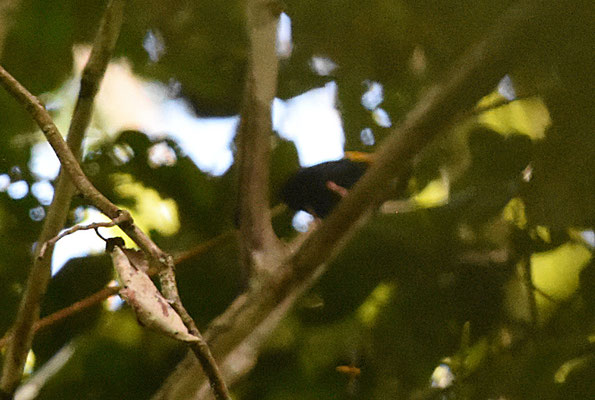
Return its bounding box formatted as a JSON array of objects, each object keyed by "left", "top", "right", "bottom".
[
  {"left": 0, "top": 206, "right": 289, "bottom": 346},
  {"left": 0, "top": 228, "right": 237, "bottom": 351},
  {"left": 0, "top": 1, "right": 124, "bottom": 396},
  {"left": 470, "top": 94, "right": 537, "bottom": 116},
  {"left": 195, "top": 264, "right": 325, "bottom": 399},
  {"left": 0, "top": 34, "right": 233, "bottom": 400},
  {"left": 0, "top": 286, "right": 120, "bottom": 350},
  {"left": 173, "top": 230, "right": 236, "bottom": 265},
  {"left": 0, "top": 65, "right": 123, "bottom": 216},
  {"left": 37, "top": 215, "right": 128, "bottom": 259},
  {"left": 158, "top": 266, "right": 232, "bottom": 400},
  {"left": 152, "top": 1, "right": 576, "bottom": 398},
  {"left": 235, "top": 0, "right": 283, "bottom": 276}
]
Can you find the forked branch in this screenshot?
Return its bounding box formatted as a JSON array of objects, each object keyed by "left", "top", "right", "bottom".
[
  {"left": 0, "top": 1, "right": 230, "bottom": 398},
  {"left": 235, "top": 0, "right": 284, "bottom": 276},
  {"left": 154, "top": 1, "right": 579, "bottom": 398},
  {"left": 0, "top": 1, "right": 125, "bottom": 396}
]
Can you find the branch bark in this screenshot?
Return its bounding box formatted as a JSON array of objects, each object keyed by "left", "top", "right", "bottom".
[
  {"left": 0, "top": 3, "right": 232, "bottom": 397},
  {"left": 0, "top": 228, "right": 238, "bottom": 350},
  {"left": 0, "top": 1, "right": 124, "bottom": 397},
  {"left": 158, "top": 264, "right": 232, "bottom": 400},
  {"left": 153, "top": 1, "right": 577, "bottom": 398},
  {"left": 235, "top": 0, "right": 283, "bottom": 276}
]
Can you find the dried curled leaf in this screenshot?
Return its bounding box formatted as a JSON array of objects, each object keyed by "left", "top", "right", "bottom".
[{"left": 110, "top": 244, "right": 198, "bottom": 343}]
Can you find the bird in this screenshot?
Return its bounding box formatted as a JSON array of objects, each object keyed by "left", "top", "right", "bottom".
[{"left": 280, "top": 151, "right": 374, "bottom": 218}]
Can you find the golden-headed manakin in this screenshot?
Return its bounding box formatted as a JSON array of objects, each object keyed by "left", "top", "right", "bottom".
[{"left": 280, "top": 151, "right": 374, "bottom": 218}]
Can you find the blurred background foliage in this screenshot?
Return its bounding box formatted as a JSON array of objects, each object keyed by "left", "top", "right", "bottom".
[{"left": 0, "top": 0, "right": 593, "bottom": 399}]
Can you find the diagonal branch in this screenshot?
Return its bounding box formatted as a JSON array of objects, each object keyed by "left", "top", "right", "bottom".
[
  {"left": 0, "top": 204, "right": 289, "bottom": 347},
  {"left": 0, "top": 44, "right": 232, "bottom": 400},
  {"left": 0, "top": 17, "right": 232, "bottom": 400},
  {"left": 235, "top": 0, "right": 283, "bottom": 276},
  {"left": 0, "top": 64, "right": 122, "bottom": 217},
  {"left": 0, "top": 1, "right": 124, "bottom": 397},
  {"left": 153, "top": 1, "right": 578, "bottom": 398},
  {"left": 37, "top": 214, "right": 129, "bottom": 259},
  {"left": 0, "top": 229, "right": 237, "bottom": 351},
  {"left": 158, "top": 266, "right": 232, "bottom": 400}
]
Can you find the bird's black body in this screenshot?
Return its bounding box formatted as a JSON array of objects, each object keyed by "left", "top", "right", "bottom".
[{"left": 280, "top": 158, "right": 368, "bottom": 218}]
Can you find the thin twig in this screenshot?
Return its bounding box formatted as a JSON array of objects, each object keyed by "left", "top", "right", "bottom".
[
  {"left": 159, "top": 266, "right": 232, "bottom": 400},
  {"left": 154, "top": 1, "right": 576, "bottom": 398},
  {"left": 1, "top": 1, "right": 230, "bottom": 397},
  {"left": 173, "top": 230, "right": 236, "bottom": 265},
  {"left": 470, "top": 94, "right": 537, "bottom": 116},
  {"left": 0, "top": 229, "right": 237, "bottom": 351},
  {"left": 0, "top": 65, "right": 122, "bottom": 218},
  {"left": 11, "top": 205, "right": 289, "bottom": 342},
  {"left": 0, "top": 61, "right": 232, "bottom": 400},
  {"left": 37, "top": 215, "right": 127, "bottom": 259},
  {"left": 37, "top": 286, "right": 120, "bottom": 332},
  {"left": 0, "top": 286, "right": 120, "bottom": 350},
  {"left": 0, "top": 1, "right": 124, "bottom": 396},
  {"left": 0, "top": 52, "right": 169, "bottom": 264}
]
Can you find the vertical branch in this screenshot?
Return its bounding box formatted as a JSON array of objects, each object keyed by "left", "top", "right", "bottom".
[
  {"left": 236, "top": 0, "right": 283, "bottom": 275},
  {"left": 68, "top": 0, "right": 125, "bottom": 161},
  {"left": 0, "top": 1, "right": 124, "bottom": 397},
  {"left": 152, "top": 1, "right": 579, "bottom": 398}
]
